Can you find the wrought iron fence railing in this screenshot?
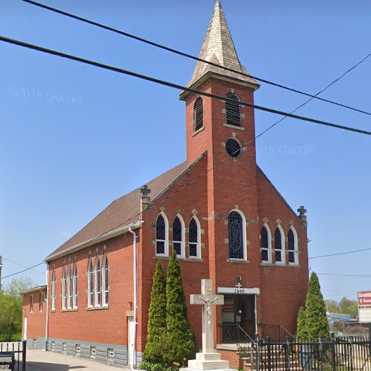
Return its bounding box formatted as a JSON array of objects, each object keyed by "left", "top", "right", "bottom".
[
  {"left": 246, "top": 337, "right": 371, "bottom": 371},
  {"left": 0, "top": 341, "right": 26, "bottom": 371}
]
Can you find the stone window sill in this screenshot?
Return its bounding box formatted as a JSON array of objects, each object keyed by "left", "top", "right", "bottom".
[
  {"left": 223, "top": 123, "right": 245, "bottom": 131},
  {"left": 227, "top": 259, "right": 249, "bottom": 264},
  {"left": 87, "top": 305, "right": 109, "bottom": 311},
  {"left": 192, "top": 126, "right": 205, "bottom": 137},
  {"left": 61, "top": 308, "right": 78, "bottom": 312}
]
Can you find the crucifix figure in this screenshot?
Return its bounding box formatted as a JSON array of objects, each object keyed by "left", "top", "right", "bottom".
[{"left": 190, "top": 279, "right": 224, "bottom": 354}]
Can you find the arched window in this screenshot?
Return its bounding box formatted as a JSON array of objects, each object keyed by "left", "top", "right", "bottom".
[
  {"left": 102, "top": 256, "right": 109, "bottom": 307},
  {"left": 51, "top": 271, "right": 56, "bottom": 311},
  {"left": 274, "top": 226, "right": 285, "bottom": 264},
  {"left": 288, "top": 227, "right": 299, "bottom": 265},
  {"left": 189, "top": 217, "right": 201, "bottom": 259},
  {"left": 72, "top": 264, "right": 78, "bottom": 309},
  {"left": 260, "top": 225, "right": 272, "bottom": 263},
  {"left": 172, "top": 215, "right": 185, "bottom": 258},
  {"left": 88, "top": 258, "right": 94, "bottom": 308},
  {"left": 95, "top": 258, "right": 102, "bottom": 307},
  {"left": 61, "top": 269, "right": 67, "bottom": 310},
  {"left": 68, "top": 265, "right": 73, "bottom": 309},
  {"left": 193, "top": 97, "right": 204, "bottom": 132},
  {"left": 156, "top": 213, "right": 168, "bottom": 256},
  {"left": 226, "top": 92, "right": 241, "bottom": 127},
  {"left": 228, "top": 211, "right": 246, "bottom": 260}
]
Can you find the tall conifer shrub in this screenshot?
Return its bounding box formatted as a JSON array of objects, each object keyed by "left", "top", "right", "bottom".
[
  {"left": 143, "top": 261, "right": 167, "bottom": 364},
  {"left": 164, "top": 254, "right": 196, "bottom": 367},
  {"left": 296, "top": 272, "right": 329, "bottom": 340}
]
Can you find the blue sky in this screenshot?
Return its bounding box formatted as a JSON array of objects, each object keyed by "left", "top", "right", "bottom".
[{"left": 1, "top": 0, "right": 370, "bottom": 300}]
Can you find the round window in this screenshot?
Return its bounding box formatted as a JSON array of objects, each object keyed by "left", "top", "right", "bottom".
[{"left": 225, "top": 138, "right": 242, "bottom": 158}]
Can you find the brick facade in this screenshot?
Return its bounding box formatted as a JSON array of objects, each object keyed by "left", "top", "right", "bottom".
[{"left": 22, "top": 2, "right": 309, "bottom": 367}]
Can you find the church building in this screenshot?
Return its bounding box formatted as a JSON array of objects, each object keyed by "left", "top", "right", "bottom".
[{"left": 22, "top": 1, "right": 309, "bottom": 368}]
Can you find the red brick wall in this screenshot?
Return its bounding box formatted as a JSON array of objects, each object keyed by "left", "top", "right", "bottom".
[
  {"left": 257, "top": 169, "right": 309, "bottom": 335},
  {"left": 47, "top": 232, "right": 134, "bottom": 346},
  {"left": 138, "top": 154, "right": 209, "bottom": 352},
  {"left": 22, "top": 289, "right": 46, "bottom": 340}
]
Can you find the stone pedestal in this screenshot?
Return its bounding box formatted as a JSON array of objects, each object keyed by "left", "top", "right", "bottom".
[{"left": 181, "top": 352, "right": 235, "bottom": 371}]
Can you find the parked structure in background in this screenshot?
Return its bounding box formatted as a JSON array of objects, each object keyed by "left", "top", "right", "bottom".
[{"left": 22, "top": 1, "right": 309, "bottom": 368}]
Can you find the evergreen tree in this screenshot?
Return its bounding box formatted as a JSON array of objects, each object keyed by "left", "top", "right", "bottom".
[
  {"left": 143, "top": 261, "right": 167, "bottom": 364},
  {"left": 296, "top": 306, "right": 307, "bottom": 340},
  {"left": 304, "top": 272, "right": 330, "bottom": 340},
  {"left": 165, "top": 254, "right": 196, "bottom": 367}
]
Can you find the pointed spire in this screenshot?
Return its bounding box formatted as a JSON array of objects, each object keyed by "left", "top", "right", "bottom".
[{"left": 187, "top": 0, "right": 258, "bottom": 88}]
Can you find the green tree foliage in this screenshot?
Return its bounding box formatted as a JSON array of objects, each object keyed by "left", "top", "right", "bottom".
[
  {"left": 325, "top": 297, "right": 358, "bottom": 319},
  {"left": 338, "top": 297, "right": 358, "bottom": 318},
  {"left": 164, "top": 254, "right": 196, "bottom": 367},
  {"left": 144, "top": 261, "right": 167, "bottom": 364},
  {"left": 296, "top": 306, "right": 307, "bottom": 340},
  {"left": 0, "top": 278, "right": 34, "bottom": 341},
  {"left": 0, "top": 292, "right": 22, "bottom": 341},
  {"left": 304, "top": 272, "right": 330, "bottom": 340}
]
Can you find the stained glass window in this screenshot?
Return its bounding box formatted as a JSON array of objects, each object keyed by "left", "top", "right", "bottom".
[{"left": 228, "top": 211, "right": 244, "bottom": 259}]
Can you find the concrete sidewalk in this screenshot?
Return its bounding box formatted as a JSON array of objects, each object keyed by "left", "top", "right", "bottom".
[{"left": 26, "top": 350, "right": 129, "bottom": 371}]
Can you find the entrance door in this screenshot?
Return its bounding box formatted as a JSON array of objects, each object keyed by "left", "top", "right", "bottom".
[
  {"left": 221, "top": 294, "right": 256, "bottom": 343},
  {"left": 128, "top": 317, "right": 136, "bottom": 367}
]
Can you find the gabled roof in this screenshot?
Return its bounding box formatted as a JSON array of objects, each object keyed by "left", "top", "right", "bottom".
[
  {"left": 46, "top": 161, "right": 192, "bottom": 261},
  {"left": 188, "top": 0, "right": 258, "bottom": 88},
  {"left": 21, "top": 285, "right": 47, "bottom": 295}
]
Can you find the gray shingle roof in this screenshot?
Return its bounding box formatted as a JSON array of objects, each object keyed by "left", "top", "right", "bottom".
[
  {"left": 188, "top": 0, "right": 258, "bottom": 87},
  {"left": 46, "top": 161, "right": 190, "bottom": 261}
]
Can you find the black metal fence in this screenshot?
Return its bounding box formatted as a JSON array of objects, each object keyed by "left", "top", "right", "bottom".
[
  {"left": 0, "top": 341, "right": 26, "bottom": 371},
  {"left": 245, "top": 337, "right": 371, "bottom": 371}
]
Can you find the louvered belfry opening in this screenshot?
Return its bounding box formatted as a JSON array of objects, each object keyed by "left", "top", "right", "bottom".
[
  {"left": 226, "top": 92, "right": 241, "bottom": 127},
  {"left": 193, "top": 97, "right": 204, "bottom": 132}
]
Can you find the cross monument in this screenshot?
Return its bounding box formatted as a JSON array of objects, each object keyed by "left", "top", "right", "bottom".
[{"left": 181, "top": 279, "right": 236, "bottom": 371}]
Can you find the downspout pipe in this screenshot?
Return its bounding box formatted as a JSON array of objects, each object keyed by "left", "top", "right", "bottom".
[
  {"left": 45, "top": 267, "right": 49, "bottom": 351},
  {"left": 128, "top": 227, "right": 138, "bottom": 369}
]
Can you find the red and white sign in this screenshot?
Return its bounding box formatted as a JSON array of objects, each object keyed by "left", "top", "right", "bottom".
[
  {"left": 358, "top": 292, "right": 371, "bottom": 307},
  {"left": 358, "top": 291, "right": 371, "bottom": 323}
]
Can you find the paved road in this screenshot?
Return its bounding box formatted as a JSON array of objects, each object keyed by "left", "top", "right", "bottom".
[{"left": 26, "top": 350, "right": 129, "bottom": 371}]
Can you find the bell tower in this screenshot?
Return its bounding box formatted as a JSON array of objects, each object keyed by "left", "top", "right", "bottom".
[
  {"left": 180, "top": 0, "right": 259, "bottom": 165},
  {"left": 180, "top": 0, "right": 262, "bottom": 294}
]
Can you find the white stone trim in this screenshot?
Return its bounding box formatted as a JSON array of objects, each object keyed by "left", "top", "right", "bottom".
[{"left": 217, "top": 287, "right": 260, "bottom": 295}]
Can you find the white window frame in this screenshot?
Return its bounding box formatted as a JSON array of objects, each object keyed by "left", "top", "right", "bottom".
[
  {"left": 102, "top": 256, "right": 109, "bottom": 307},
  {"left": 51, "top": 271, "right": 56, "bottom": 311},
  {"left": 72, "top": 264, "right": 78, "bottom": 309},
  {"left": 274, "top": 225, "right": 286, "bottom": 265},
  {"left": 155, "top": 212, "right": 169, "bottom": 257},
  {"left": 188, "top": 216, "right": 202, "bottom": 259},
  {"left": 61, "top": 270, "right": 67, "bottom": 310},
  {"left": 288, "top": 226, "right": 299, "bottom": 265},
  {"left": 172, "top": 214, "right": 185, "bottom": 259},
  {"left": 95, "top": 257, "right": 102, "bottom": 308},
  {"left": 87, "top": 258, "right": 94, "bottom": 308},
  {"left": 260, "top": 223, "right": 272, "bottom": 264},
  {"left": 67, "top": 266, "right": 73, "bottom": 310},
  {"left": 228, "top": 209, "right": 248, "bottom": 261}
]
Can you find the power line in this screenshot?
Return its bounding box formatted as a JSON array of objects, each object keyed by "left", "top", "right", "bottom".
[
  {"left": 318, "top": 273, "right": 371, "bottom": 278},
  {"left": 256, "top": 52, "right": 371, "bottom": 139},
  {"left": 310, "top": 247, "right": 371, "bottom": 260},
  {"left": 1, "top": 262, "right": 45, "bottom": 281},
  {"left": 22, "top": 0, "right": 371, "bottom": 117},
  {"left": 1, "top": 35, "right": 370, "bottom": 137}
]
